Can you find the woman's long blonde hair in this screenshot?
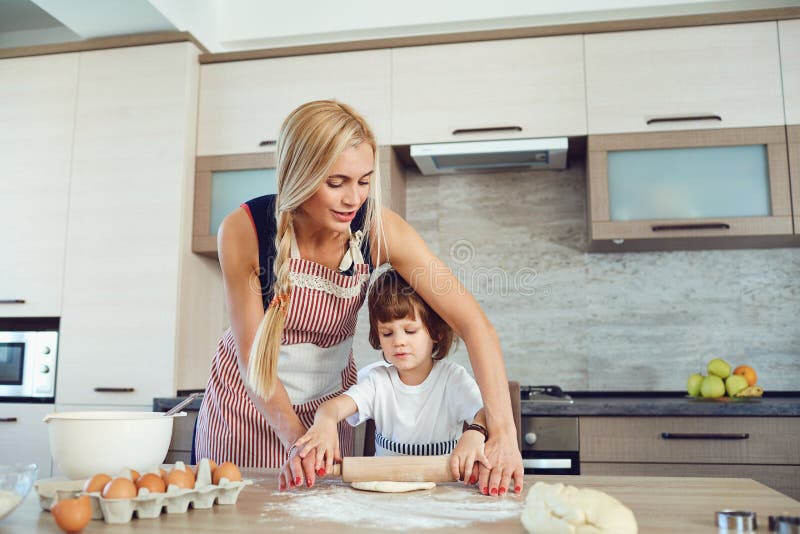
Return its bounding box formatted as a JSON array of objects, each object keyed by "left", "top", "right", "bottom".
[{"left": 247, "top": 100, "right": 384, "bottom": 400}]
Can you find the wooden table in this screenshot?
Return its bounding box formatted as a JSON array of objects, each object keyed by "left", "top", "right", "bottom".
[{"left": 4, "top": 470, "right": 799, "bottom": 533}]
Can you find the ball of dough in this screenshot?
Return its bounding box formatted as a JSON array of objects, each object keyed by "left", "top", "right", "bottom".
[
  {"left": 520, "top": 482, "right": 637, "bottom": 534},
  {"left": 350, "top": 481, "right": 436, "bottom": 493}
]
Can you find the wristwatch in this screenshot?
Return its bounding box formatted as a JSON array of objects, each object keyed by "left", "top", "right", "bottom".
[{"left": 464, "top": 423, "right": 489, "bottom": 442}]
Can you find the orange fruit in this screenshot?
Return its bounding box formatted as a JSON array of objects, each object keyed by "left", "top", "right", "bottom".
[{"left": 733, "top": 365, "right": 757, "bottom": 386}]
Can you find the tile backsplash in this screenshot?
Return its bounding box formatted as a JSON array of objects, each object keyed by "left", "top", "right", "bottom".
[{"left": 352, "top": 157, "right": 800, "bottom": 391}]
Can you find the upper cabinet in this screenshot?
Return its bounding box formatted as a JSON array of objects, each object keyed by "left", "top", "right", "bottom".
[
  {"left": 585, "top": 22, "right": 785, "bottom": 135},
  {"left": 391, "top": 35, "right": 587, "bottom": 145},
  {"left": 0, "top": 54, "right": 78, "bottom": 317},
  {"left": 780, "top": 20, "right": 800, "bottom": 125},
  {"left": 197, "top": 50, "right": 392, "bottom": 155}
]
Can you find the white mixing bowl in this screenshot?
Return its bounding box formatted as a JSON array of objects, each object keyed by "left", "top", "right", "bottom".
[{"left": 44, "top": 411, "right": 185, "bottom": 480}]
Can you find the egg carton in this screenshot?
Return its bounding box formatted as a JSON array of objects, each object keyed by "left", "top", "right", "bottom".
[{"left": 35, "top": 460, "right": 252, "bottom": 524}]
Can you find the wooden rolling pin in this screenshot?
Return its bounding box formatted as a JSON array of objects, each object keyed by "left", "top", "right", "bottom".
[{"left": 328, "top": 455, "right": 455, "bottom": 482}]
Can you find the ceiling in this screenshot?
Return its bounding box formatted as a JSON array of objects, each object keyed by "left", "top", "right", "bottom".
[{"left": 1, "top": 0, "right": 798, "bottom": 52}]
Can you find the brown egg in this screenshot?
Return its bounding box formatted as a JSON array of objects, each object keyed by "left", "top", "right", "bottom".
[
  {"left": 159, "top": 467, "right": 167, "bottom": 477},
  {"left": 52, "top": 495, "right": 91, "bottom": 533},
  {"left": 129, "top": 469, "right": 141, "bottom": 481},
  {"left": 82, "top": 473, "right": 111, "bottom": 493},
  {"left": 163, "top": 468, "right": 195, "bottom": 489},
  {"left": 212, "top": 462, "right": 242, "bottom": 484},
  {"left": 102, "top": 477, "right": 137, "bottom": 499},
  {"left": 136, "top": 473, "right": 166, "bottom": 493}
]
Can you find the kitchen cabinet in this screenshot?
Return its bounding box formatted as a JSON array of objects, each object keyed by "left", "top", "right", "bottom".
[
  {"left": 196, "top": 50, "right": 391, "bottom": 156},
  {"left": 0, "top": 403, "right": 53, "bottom": 478},
  {"left": 585, "top": 22, "right": 785, "bottom": 134},
  {"left": 391, "top": 35, "right": 586, "bottom": 145},
  {"left": 789, "top": 125, "right": 800, "bottom": 233},
  {"left": 779, "top": 20, "right": 800, "bottom": 125},
  {"left": 56, "top": 42, "right": 226, "bottom": 406},
  {"left": 587, "top": 126, "right": 794, "bottom": 249},
  {"left": 0, "top": 54, "right": 78, "bottom": 317},
  {"left": 192, "top": 146, "right": 406, "bottom": 257},
  {"left": 580, "top": 416, "right": 800, "bottom": 500}
]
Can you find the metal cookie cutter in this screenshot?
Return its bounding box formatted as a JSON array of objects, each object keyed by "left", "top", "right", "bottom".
[
  {"left": 769, "top": 515, "right": 800, "bottom": 534},
  {"left": 716, "top": 510, "right": 758, "bottom": 532}
]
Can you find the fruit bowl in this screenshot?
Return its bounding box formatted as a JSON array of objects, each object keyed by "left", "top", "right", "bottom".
[{"left": 0, "top": 464, "right": 38, "bottom": 521}]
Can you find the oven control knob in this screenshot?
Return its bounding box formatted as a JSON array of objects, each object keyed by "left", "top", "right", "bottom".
[
  {"left": 40, "top": 365, "right": 50, "bottom": 374},
  {"left": 42, "top": 346, "right": 51, "bottom": 355},
  {"left": 524, "top": 432, "right": 538, "bottom": 445}
]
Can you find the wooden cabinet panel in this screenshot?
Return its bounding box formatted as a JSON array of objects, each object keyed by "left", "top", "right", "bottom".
[
  {"left": 585, "top": 22, "right": 784, "bottom": 134},
  {"left": 197, "top": 50, "right": 391, "bottom": 156},
  {"left": 0, "top": 403, "right": 53, "bottom": 478},
  {"left": 391, "top": 35, "right": 586, "bottom": 145},
  {"left": 57, "top": 43, "right": 200, "bottom": 406},
  {"left": 581, "top": 462, "right": 800, "bottom": 501},
  {"left": 0, "top": 54, "right": 77, "bottom": 317},
  {"left": 779, "top": 20, "right": 800, "bottom": 125},
  {"left": 580, "top": 417, "right": 800, "bottom": 465}
]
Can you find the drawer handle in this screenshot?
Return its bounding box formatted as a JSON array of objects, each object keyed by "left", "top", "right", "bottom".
[
  {"left": 646, "top": 115, "right": 722, "bottom": 125},
  {"left": 94, "top": 387, "right": 135, "bottom": 393},
  {"left": 452, "top": 126, "right": 522, "bottom": 135},
  {"left": 258, "top": 139, "right": 277, "bottom": 147},
  {"left": 651, "top": 223, "right": 731, "bottom": 232},
  {"left": 0, "top": 299, "right": 26, "bottom": 304},
  {"left": 661, "top": 432, "right": 750, "bottom": 440},
  {"left": 0, "top": 417, "right": 18, "bottom": 423}
]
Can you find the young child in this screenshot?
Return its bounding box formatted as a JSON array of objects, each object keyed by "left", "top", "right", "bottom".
[{"left": 294, "top": 268, "right": 490, "bottom": 486}]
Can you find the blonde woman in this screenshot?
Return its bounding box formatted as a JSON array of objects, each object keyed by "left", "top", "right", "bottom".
[{"left": 195, "top": 100, "right": 523, "bottom": 496}]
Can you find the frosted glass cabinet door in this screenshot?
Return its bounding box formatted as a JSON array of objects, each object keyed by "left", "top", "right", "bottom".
[
  {"left": 193, "top": 153, "right": 277, "bottom": 256},
  {"left": 588, "top": 127, "right": 793, "bottom": 243}
]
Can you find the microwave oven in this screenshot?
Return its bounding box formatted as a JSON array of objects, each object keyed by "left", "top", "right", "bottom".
[{"left": 0, "top": 329, "right": 58, "bottom": 401}]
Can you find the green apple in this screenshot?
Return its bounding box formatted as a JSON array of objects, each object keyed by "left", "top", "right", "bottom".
[
  {"left": 707, "top": 358, "right": 732, "bottom": 379},
  {"left": 725, "top": 374, "right": 749, "bottom": 397},
  {"left": 700, "top": 375, "right": 726, "bottom": 398},
  {"left": 687, "top": 374, "right": 704, "bottom": 397}
]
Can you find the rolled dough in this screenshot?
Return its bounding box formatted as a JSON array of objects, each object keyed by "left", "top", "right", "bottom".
[{"left": 350, "top": 481, "right": 436, "bottom": 493}]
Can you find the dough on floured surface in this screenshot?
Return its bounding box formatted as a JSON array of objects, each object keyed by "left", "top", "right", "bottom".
[{"left": 350, "top": 481, "right": 436, "bottom": 493}]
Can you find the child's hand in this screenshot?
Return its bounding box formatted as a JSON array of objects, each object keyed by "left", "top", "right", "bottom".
[
  {"left": 450, "top": 429, "right": 492, "bottom": 486},
  {"left": 294, "top": 420, "right": 341, "bottom": 478}
]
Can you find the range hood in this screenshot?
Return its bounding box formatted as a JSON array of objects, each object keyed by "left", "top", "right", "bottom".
[{"left": 410, "top": 137, "right": 568, "bottom": 175}]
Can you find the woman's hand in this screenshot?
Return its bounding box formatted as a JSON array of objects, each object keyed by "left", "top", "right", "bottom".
[
  {"left": 476, "top": 426, "right": 524, "bottom": 496},
  {"left": 278, "top": 444, "right": 319, "bottom": 491},
  {"left": 293, "top": 420, "right": 341, "bottom": 479},
  {"left": 450, "top": 429, "right": 491, "bottom": 486}
]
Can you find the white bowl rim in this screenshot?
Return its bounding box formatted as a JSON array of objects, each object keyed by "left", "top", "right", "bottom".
[{"left": 43, "top": 411, "right": 186, "bottom": 421}]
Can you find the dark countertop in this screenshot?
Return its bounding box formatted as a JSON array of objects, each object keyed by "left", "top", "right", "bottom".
[{"left": 522, "top": 392, "right": 800, "bottom": 417}]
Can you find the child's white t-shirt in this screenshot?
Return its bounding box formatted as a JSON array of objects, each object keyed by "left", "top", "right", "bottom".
[{"left": 344, "top": 360, "right": 483, "bottom": 456}]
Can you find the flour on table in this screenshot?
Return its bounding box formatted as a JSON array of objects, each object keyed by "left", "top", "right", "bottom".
[
  {"left": 351, "top": 481, "right": 435, "bottom": 493},
  {"left": 0, "top": 490, "right": 22, "bottom": 519},
  {"left": 259, "top": 478, "right": 523, "bottom": 530}
]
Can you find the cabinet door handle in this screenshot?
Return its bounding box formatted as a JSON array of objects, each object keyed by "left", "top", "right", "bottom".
[
  {"left": 94, "top": 387, "right": 135, "bottom": 393},
  {"left": 661, "top": 432, "right": 749, "bottom": 440},
  {"left": 0, "top": 417, "right": 18, "bottom": 423},
  {"left": 0, "top": 299, "right": 26, "bottom": 304},
  {"left": 452, "top": 126, "right": 522, "bottom": 135},
  {"left": 258, "top": 139, "right": 276, "bottom": 147},
  {"left": 651, "top": 223, "right": 731, "bottom": 232},
  {"left": 646, "top": 115, "right": 722, "bottom": 125}
]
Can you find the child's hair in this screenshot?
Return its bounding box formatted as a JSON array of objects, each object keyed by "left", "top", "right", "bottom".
[
  {"left": 367, "top": 269, "right": 455, "bottom": 360},
  {"left": 247, "top": 100, "right": 386, "bottom": 400}
]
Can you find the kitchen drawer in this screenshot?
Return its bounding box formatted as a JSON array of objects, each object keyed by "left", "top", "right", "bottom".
[
  {"left": 0, "top": 403, "right": 53, "bottom": 478},
  {"left": 581, "top": 462, "right": 800, "bottom": 501},
  {"left": 580, "top": 417, "right": 800, "bottom": 465}
]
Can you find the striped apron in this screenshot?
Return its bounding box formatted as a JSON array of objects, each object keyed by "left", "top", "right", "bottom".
[{"left": 195, "top": 229, "right": 370, "bottom": 467}]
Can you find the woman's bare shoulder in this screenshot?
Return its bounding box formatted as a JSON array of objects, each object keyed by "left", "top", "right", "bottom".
[{"left": 218, "top": 207, "right": 259, "bottom": 273}]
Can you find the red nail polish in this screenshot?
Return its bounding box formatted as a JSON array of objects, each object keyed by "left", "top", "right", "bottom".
[
  {"left": 515, "top": 486, "right": 522, "bottom": 493},
  {"left": 307, "top": 479, "right": 312, "bottom": 488},
  {"left": 468, "top": 476, "right": 477, "bottom": 485},
  {"left": 490, "top": 488, "right": 498, "bottom": 495},
  {"left": 295, "top": 476, "right": 301, "bottom": 486},
  {"left": 481, "top": 487, "right": 488, "bottom": 495},
  {"left": 317, "top": 468, "right": 326, "bottom": 477},
  {"left": 499, "top": 487, "right": 506, "bottom": 495},
  {"left": 279, "top": 484, "right": 285, "bottom": 491}
]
